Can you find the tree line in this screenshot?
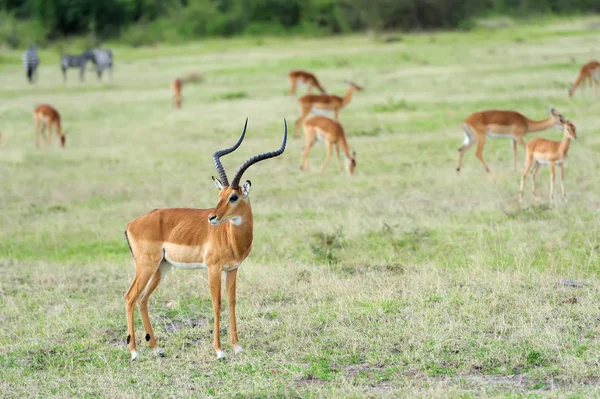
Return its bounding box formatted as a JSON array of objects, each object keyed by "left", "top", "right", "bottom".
[{"left": 1, "top": 0, "right": 599, "bottom": 47}]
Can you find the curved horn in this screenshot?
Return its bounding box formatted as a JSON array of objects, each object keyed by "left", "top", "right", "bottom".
[
  {"left": 212, "top": 118, "right": 248, "bottom": 186},
  {"left": 231, "top": 119, "right": 287, "bottom": 189}
]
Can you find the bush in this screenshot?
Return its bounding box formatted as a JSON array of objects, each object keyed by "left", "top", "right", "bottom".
[{"left": 0, "top": 0, "right": 599, "bottom": 44}]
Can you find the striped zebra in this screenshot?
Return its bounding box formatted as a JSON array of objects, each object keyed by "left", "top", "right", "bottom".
[
  {"left": 61, "top": 51, "right": 93, "bottom": 82},
  {"left": 22, "top": 45, "right": 40, "bottom": 84},
  {"left": 89, "top": 49, "right": 113, "bottom": 81}
]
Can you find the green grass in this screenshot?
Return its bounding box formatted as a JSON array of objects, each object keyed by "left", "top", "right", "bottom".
[{"left": 1, "top": 15, "right": 600, "bottom": 398}]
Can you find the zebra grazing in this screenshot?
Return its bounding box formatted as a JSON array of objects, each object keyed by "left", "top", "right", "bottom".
[
  {"left": 61, "top": 51, "right": 93, "bottom": 82},
  {"left": 22, "top": 45, "right": 40, "bottom": 84},
  {"left": 89, "top": 49, "right": 113, "bottom": 81}
]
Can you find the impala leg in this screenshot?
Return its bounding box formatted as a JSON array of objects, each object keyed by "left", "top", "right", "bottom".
[
  {"left": 288, "top": 78, "right": 296, "bottom": 96},
  {"left": 519, "top": 156, "right": 534, "bottom": 202},
  {"left": 549, "top": 162, "right": 556, "bottom": 201},
  {"left": 513, "top": 135, "right": 528, "bottom": 172},
  {"left": 511, "top": 139, "right": 517, "bottom": 171},
  {"left": 294, "top": 106, "right": 310, "bottom": 136},
  {"left": 320, "top": 141, "right": 333, "bottom": 172},
  {"left": 34, "top": 118, "right": 40, "bottom": 148},
  {"left": 175, "top": 91, "right": 182, "bottom": 109},
  {"left": 138, "top": 267, "right": 164, "bottom": 356},
  {"left": 531, "top": 162, "right": 540, "bottom": 197},
  {"left": 335, "top": 145, "right": 342, "bottom": 172},
  {"left": 474, "top": 137, "right": 490, "bottom": 173},
  {"left": 208, "top": 267, "right": 224, "bottom": 360},
  {"left": 333, "top": 110, "right": 339, "bottom": 121},
  {"left": 457, "top": 126, "right": 475, "bottom": 173},
  {"left": 559, "top": 163, "right": 567, "bottom": 201},
  {"left": 124, "top": 266, "right": 154, "bottom": 360},
  {"left": 300, "top": 126, "right": 315, "bottom": 171},
  {"left": 226, "top": 268, "right": 242, "bottom": 354},
  {"left": 40, "top": 123, "right": 49, "bottom": 145}
]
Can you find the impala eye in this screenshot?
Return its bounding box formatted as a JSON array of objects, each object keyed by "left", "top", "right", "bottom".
[{"left": 229, "top": 195, "right": 239, "bottom": 202}]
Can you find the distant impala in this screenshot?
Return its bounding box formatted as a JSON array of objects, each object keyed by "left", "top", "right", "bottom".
[
  {"left": 568, "top": 60, "right": 600, "bottom": 97},
  {"left": 300, "top": 116, "right": 356, "bottom": 175},
  {"left": 33, "top": 104, "right": 66, "bottom": 148},
  {"left": 519, "top": 118, "right": 576, "bottom": 202},
  {"left": 288, "top": 70, "right": 326, "bottom": 96},
  {"left": 457, "top": 108, "right": 563, "bottom": 173},
  {"left": 294, "top": 80, "right": 363, "bottom": 134}
]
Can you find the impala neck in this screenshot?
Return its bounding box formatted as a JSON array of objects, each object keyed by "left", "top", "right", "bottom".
[
  {"left": 526, "top": 116, "right": 555, "bottom": 133},
  {"left": 226, "top": 207, "right": 253, "bottom": 260},
  {"left": 56, "top": 122, "right": 64, "bottom": 138},
  {"left": 572, "top": 71, "right": 585, "bottom": 91},
  {"left": 558, "top": 132, "right": 572, "bottom": 157},
  {"left": 341, "top": 87, "right": 355, "bottom": 106},
  {"left": 338, "top": 135, "right": 353, "bottom": 159}
]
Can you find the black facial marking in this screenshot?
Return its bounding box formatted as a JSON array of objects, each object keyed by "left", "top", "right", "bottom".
[
  {"left": 127, "top": 335, "right": 131, "bottom": 344},
  {"left": 145, "top": 333, "right": 151, "bottom": 342}
]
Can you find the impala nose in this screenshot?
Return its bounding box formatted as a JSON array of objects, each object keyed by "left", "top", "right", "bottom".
[{"left": 208, "top": 215, "right": 218, "bottom": 225}]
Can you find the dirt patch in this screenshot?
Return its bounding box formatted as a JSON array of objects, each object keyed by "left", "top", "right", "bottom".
[
  {"left": 334, "top": 364, "right": 386, "bottom": 378},
  {"left": 296, "top": 376, "right": 328, "bottom": 385},
  {"left": 156, "top": 317, "right": 207, "bottom": 334}
]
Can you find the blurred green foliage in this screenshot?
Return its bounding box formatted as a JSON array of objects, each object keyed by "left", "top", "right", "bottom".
[{"left": 1, "top": 0, "right": 599, "bottom": 47}]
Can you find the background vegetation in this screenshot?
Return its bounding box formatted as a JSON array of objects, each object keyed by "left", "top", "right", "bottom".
[
  {"left": 1, "top": 0, "right": 600, "bottom": 47},
  {"left": 1, "top": 15, "right": 599, "bottom": 397}
]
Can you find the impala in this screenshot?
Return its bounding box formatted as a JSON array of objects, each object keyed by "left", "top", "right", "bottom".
[
  {"left": 457, "top": 108, "right": 563, "bottom": 173},
  {"left": 288, "top": 70, "right": 326, "bottom": 96},
  {"left": 171, "top": 73, "right": 203, "bottom": 109},
  {"left": 33, "top": 104, "right": 66, "bottom": 148},
  {"left": 300, "top": 116, "right": 356, "bottom": 175},
  {"left": 519, "top": 118, "right": 576, "bottom": 203},
  {"left": 123, "top": 119, "right": 287, "bottom": 361},
  {"left": 568, "top": 60, "right": 600, "bottom": 97},
  {"left": 294, "top": 80, "right": 363, "bottom": 134}
]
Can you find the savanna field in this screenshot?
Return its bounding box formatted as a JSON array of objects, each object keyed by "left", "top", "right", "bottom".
[{"left": 1, "top": 17, "right": 600, "bottom": 398}]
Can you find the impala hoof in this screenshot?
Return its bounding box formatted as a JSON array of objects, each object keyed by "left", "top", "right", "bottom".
[
  {"left": 154, "top": 347, "right": 165, "bottom": 357},
  {"left": 233, "top": 345, "right": 243, "bottom": 355},
  {"left": 216, "top": 350, "right": 225, "bottom": 361},
  {"left": 131, "top": 351, "right": 139, "bottom": 361}
]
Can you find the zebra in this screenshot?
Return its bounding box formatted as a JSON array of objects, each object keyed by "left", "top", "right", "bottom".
[
  {"left": 89, "top": 49, "right": 113, "bottom": 81},
  {"left": 60, "top": 51, "right": 93, "bottom": 82},
  {"left": 22, "top": 45, "right": 39, "bottom": 84}
]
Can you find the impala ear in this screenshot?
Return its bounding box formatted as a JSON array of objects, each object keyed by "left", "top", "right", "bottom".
[
  {"left": 242, "top": 180, "right": 251, "bottom": 197},
  {"left": 212, "top": 176, "right": 224, "bottom": 190}
]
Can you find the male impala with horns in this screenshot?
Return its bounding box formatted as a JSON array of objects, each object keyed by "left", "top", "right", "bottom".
[{"left": 123, "top": 119, "right": 287, "bottom": 361}]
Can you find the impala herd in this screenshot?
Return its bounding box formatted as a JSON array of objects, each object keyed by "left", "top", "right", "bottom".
[{"left": 14, "top": 56, "right": 595, "bottom": 361}]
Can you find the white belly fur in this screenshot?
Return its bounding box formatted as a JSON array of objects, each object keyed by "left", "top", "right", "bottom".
[
  {"left": 487, "top": 132, "right": 512, "bottom": 139},
  {"left": 534, "top": 158, "right": 564, "bottom": 165},
  {"left": 164, "top": 252, "right": 207, "bottom": 269},
  {"left": 162, "top": 251, "right": 240, "bottom": 272}
]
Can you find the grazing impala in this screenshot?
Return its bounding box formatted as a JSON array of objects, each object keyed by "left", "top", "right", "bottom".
[
  {"left": 457, "top": 108, "right": 563, "bottom": 173},
  {"left": 519, "top": 118, "right": 576, "bottom": 203},
  {"left": 123, "top": 119, "right": 287, "bottom": 361},
  {"left": 300, "top": 116, "right": 356, "bottom": 175},
  {"left": 294, "top": 80, "right": 363, "bottom": 134},
  {"left": 288, "top": 70, "right": 326, "bottom": 96},
  {"left": 33, "top": 104, "right": 66, "bottom": 148},
  {"left": 568, "top": 60, "right": 600, "bottom": 97},
  {"left": 171, "top": 72, "right": 203, "bottom": 109}
]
